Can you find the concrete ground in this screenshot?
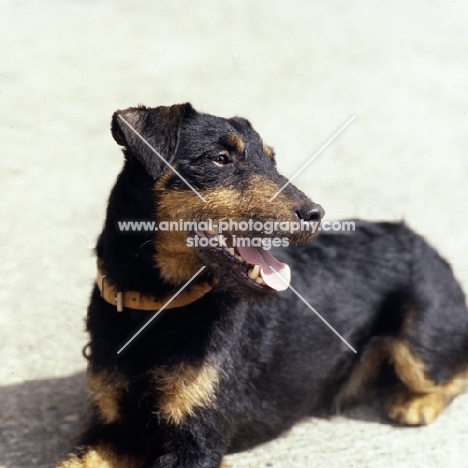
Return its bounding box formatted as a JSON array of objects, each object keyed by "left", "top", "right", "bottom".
[{"left": 1, "top": 1, "right": 468, "bottom": 467}]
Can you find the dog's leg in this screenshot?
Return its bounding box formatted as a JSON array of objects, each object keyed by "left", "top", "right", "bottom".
[
  {"left": 55, "top": 417, "right": 153, "bottom": 468},
  {"left": 333, "top": 339, "right": 389, "bottom": 412},
  {"left": 149, "top": 428, "right": 229, "bottom": 468},
  {"left": 149, "top": 363, "right": 230, "bottom": 468},
  {"left": 56, "top": 442, "right": 146, "bottom": 468},
  {"left": 57, "top": 414, "right": 153, "bottom": 468},
  {"left": 55, "top": 369, "right": 152, "bottom": 468},
  {"left": 55, "top": 418, "right": 231, "bottom": 468},
  {"left": 385, "top": 338, "right": 468, "bottom": 425},
  {"left": 381, "top": 238, "right": 468, "bottom": 425}
]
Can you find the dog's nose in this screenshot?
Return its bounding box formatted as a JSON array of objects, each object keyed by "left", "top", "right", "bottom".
[{"left": 295, "top": 203, "right": 325, "bottom": 223}]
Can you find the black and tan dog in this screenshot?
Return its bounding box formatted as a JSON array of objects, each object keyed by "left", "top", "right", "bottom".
[{"left": 57, "top": 104, "right": 468, "bottom": 467}]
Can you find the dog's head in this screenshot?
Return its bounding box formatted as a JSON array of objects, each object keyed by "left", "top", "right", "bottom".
[{"left": 111, "top": 103, "right": 324, "bottom": 295}]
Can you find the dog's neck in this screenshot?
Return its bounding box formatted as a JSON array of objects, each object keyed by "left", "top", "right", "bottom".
[
  {"left": 96, "top": 258, "right": 214, "bottom": 312},
  {"left": 95, "top": 165, "right": 217, "bottom": 311}
]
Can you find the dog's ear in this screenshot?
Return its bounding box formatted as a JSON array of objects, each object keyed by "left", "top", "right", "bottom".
[
  {"left": 111, "top": 103, "right": 196, "bottom": 179},
  {"left": 228, "top": 116, "right": 253, "bottom": 132}
]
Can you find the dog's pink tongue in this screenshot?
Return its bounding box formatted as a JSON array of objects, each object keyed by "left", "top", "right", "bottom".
[{"left": 237, "top": 246, "right": 291, "bottom": 291}]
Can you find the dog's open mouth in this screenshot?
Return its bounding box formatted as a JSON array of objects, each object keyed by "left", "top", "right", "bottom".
[{"left": 195, "top": 230, "right": 290, "bottom": 292}]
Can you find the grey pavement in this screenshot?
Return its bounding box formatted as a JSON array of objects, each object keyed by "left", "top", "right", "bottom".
[{"left": 1, "top": 1, "right": 468, "bottom": 467}]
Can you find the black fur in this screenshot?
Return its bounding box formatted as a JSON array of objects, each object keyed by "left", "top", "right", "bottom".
[{"left": 58, "top": 104, "right": 468, "bottom": 468}]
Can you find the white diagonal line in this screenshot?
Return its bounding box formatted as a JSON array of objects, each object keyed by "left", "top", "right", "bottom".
[
  {"left": 118, "top": 115, "right": 207, "bottom": 203},
  {"left": 268, "top": 115, "right": 356, "bottom": 202},
  {"left": 117, "top": 266, "right": 207, "bottom": 354},
  {"left": 269, "top": 266, "right": 357, "bottom": 353}
]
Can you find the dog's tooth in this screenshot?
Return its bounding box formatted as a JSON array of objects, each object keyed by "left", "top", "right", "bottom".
[
  {"left": 234, "top": 254, "right": 244, "bottom": 263},
  {"left": 207, "top": 227, "right": 218, "bottom": 235},
  {"left": 227, "top": 247, "right": 235, "bottom": 256},
  {"left": 248, "top": 264, "right": 260, "bottom": 279},
  {"left": 255, "top": 277, "right": 265, "bottom": 284}
]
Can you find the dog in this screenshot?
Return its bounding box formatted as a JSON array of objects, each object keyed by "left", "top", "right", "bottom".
[{"left": 56, "top": 103, "right": 468, "bottom": 467}]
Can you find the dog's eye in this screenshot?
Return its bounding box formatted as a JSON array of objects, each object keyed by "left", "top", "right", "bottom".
[{"left": 212, "top": 152, "right": 232, "bottom": 166}]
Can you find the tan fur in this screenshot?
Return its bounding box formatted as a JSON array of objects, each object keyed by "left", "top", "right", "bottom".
[
  {"left": 385, "top": 388, "right": 446, "bottom": 425},
  {"left": 153, "top": 165, "right": 177, "bottom": 191},
  {"left": 385, "top": 371, "right": 468, "bottom": 425},
  {"left": 88, "top": 370, "right": 129, "bottom": 424},
  {"left": 385, "top": 339, "right": 468, "bottom": 424},
  {"left": 154, "top": 229, "right": 202, "bottom": 285},
  {"left": 263, "top": 145, "right": 275, "bottom": 158},
  {"left": 155, "top": 177, "right": 294, "bottom": 225},
  {"left": 55, "top": 445, "right": 144, "bottom": 468},
  {"left": 223, "top": 133, "right": 245, "bottom": 153},
  {"left": 336, "top": 337, "right": 468, "bottom": 424},
  {"left": 388, "top": 339, "right": 437, "bottom": 393},
  {"left": 335, "top": 340, "right": 388, "bottom": 410},
  {"left": 153, "top": 363, "right": 220, "bottom": 425},
  {"left": 154, "top": 174, "right": 315, "bottom": 284}
]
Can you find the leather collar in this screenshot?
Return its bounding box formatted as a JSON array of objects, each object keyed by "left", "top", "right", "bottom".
[{"left": 96, "top": 259, "right": 213, "bottom": 312}]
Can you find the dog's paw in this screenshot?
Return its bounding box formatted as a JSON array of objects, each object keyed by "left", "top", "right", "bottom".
[
  {"left": 385, "top": 388, "right": 445, "bottom": 425},
  {"left": 151, "top": 454, "right": 229, "bottom": 468},
  {"left": 54, "top": 445, "right": 146, "bottom": 468}
]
